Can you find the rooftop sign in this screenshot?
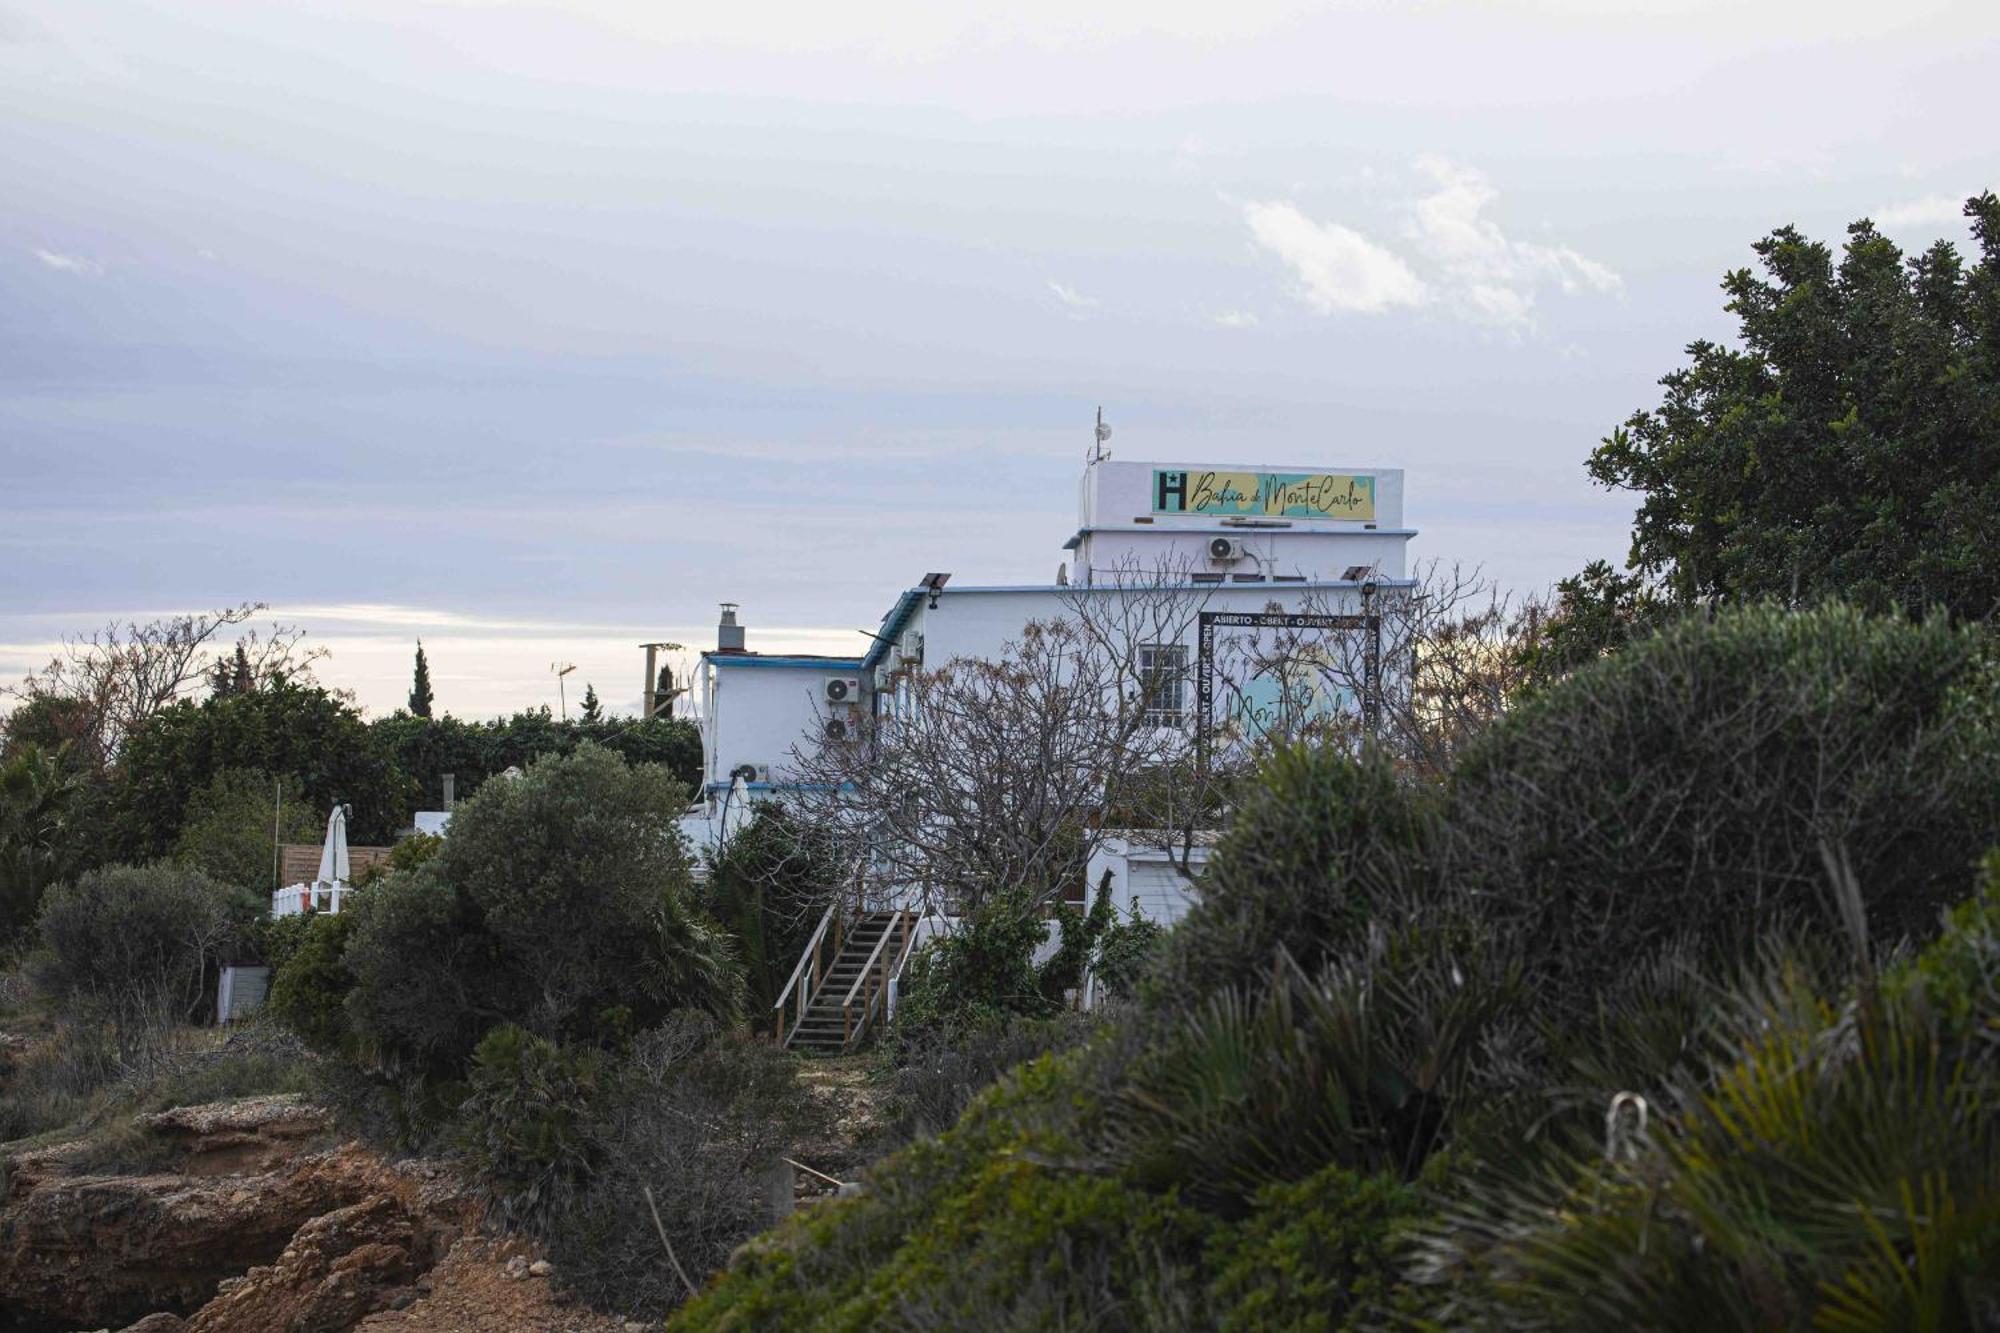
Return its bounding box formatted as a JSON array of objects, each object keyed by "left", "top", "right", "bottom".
[{"left": 1152, "top": 469, "right": 1376, "bottom": 520}]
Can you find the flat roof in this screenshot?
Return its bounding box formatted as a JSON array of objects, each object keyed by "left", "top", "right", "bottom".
[
  {"left": 859, "top": 576, "right": 1420, "bottom": 670},
  {"left": 702, "top": 653, "right": 863, "bottom": 670}
]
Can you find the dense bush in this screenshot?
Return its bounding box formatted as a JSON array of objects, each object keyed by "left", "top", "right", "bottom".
[
  {"left": 265, "top": 910, "right": 357, "bottom": 1051},
  {"left": 1147, "top": 746, "right": 1439, "bottom": 1008},
  {"left": 35, "top": 862, "right": 247, "bottom": 1039},
  {"left": 371, "top": 709, "right": 703, "bottom": 814},
  {"left": 171, "top": 768, "right": 320, "bottom": 891},
  {"left": 672, "top": 604, "right": 2000, "bottom": 1331},
  {"left": 116, "top": 676, "right": 404, "bottom": 851},
  {"left": 878, "top": 1011, "right": 1101, "bottom": 1148},
  {"left": 892, "top": 893, "right": 1059, "bottom": 1038},
  {"left": 340, "top": 744, "right": 741, "bottom": 1077},
  {"left": 459, "top": 1024, "right": 603, "bottom": 1224},
  {"left": 543, "top": 1015, "right": 823, "bottom": 1317},
  {"left": 1419, "top": 857, "right": 2000, "bottom": 1329},
  {"left": 1449, "top": 603, "right": 2000, "bottom": 1008},
  {"left": 1204, "top": 1163, "right": 1429, "bottom": 1331},
  {"left": 702, "top": 803, "right": 845, "bottom": 1009}
]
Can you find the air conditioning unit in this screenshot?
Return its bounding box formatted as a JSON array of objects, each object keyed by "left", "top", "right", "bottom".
[
  {"left": 1208, "top": 536, "right": 1246, "bottom": 562},
  {"left": 824, "top": 677, "right": 862, "bottom": 705},
  {"left": 728, "top": 763, "right": 771, "bottom": 785},
  {"left": 823, "top": 717, "right": 850, "bottom": 741}
]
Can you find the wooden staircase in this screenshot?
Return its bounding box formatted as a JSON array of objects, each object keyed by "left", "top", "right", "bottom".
[{"left": 774, "top": 907, "right": 917, "bottom": 1054}]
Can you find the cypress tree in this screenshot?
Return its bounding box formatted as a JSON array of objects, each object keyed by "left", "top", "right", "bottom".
[
  {"left": 580, "top": 682, "right": 604, "bottom": 723},
  {"left": 408, "top": 641, "right": 434, "bottom": 718}
]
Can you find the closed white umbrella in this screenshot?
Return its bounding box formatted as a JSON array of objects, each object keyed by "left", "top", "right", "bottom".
[{"left": 316, "top": 804, "right": 349, "bottom": 909}]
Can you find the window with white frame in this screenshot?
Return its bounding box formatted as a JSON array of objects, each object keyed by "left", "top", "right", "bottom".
[{"left": 1138, "top": 643, "right": 1189, "bottom": 727}]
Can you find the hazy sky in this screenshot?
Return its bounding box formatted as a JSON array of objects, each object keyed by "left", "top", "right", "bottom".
[{"left": 4, "top": 0, "right": 1994, "bottom": 717}]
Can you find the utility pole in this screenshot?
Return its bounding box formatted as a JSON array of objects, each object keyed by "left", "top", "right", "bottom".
[
  {"left": 551, "top": 662, "right": 576, "bottom": 721},
  {"left": 640, "top": 642, "right": 684, "bottom": 718}
]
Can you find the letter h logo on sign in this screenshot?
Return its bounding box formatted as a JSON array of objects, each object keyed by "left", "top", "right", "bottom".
[{"left": 1154, "top": 470, "right": 1189, "bottom": 514}]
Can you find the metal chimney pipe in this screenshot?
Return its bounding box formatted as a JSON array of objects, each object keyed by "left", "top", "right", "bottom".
[{"left": 718, "top": 603, "right": 746, "bottom": 653}]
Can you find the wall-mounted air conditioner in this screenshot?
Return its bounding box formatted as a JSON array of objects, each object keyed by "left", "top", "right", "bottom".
[
  {"left": 824, "top": 677, "right": 862, "bottom": 705},
  {"left": 1208, "top": 536, "right": 1246, "bottom": 562}
]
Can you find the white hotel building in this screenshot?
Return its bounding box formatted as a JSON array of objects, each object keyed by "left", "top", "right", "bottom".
[{"left": 687, "top": 455, "right": 1416, "bottom": 916}]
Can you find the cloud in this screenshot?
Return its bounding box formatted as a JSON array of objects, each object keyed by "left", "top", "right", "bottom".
[
  {"left": 32, "top": 247, "right": 103, "bottom": 275},
  {"left": 1239, "top": 160, "right": 1620, "bottom": 331},
  {"left": 1047, "top": 279, "right": 1101, "bottom": 317},
  {"left": 1405, "top": 157, "right": 1621, "bottom": 329},
  {"left": 1874, "top": 192, "right": 1972, "bottom": 229},
  {"left": 1240, "top": 200, "right": 1427, "bottom": 315},
  {"left": 1211, "top": 309, "right": 1260, "bottom": 329}
]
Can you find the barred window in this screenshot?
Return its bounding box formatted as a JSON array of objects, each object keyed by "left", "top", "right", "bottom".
[{"left": 1138, "top": 643, "right": 1189, "bottom": 726}]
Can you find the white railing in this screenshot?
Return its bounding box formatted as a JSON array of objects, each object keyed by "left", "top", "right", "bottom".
[{"left": 269, "top": 881, "right": 353, "bottom": 918}]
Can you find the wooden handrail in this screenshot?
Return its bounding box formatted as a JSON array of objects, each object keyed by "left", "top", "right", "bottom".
[
  {"left": 842, "top": 911, "right": 918, "bottom": 1048},
  {"left": 774, "top": 900, "right": 839, "bottom": 1043},
  {"left": 840, "top": 912, "right": 899, "bottom": 1011}
]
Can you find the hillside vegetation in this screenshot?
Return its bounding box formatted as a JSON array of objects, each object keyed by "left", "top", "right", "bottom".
[{"left": 671, "top": 604, "right": 2000, "bottom": 1330}]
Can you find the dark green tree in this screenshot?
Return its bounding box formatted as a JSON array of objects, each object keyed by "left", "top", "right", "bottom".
[
  {"left": 578, "top": 682, "right": 603, "bottom": 724},
  {"left": 171, "top": 768, "right": 321, "bottom": 891},
  {"left": 341, "top": 743, "right": 739, "bottom": 1076},
  {"left": 408, "top": 640, "right": 434, "bottom": 718},
  {"left": 703, "top": 802, "right": 844, "bottom": 1008},
  {"left": 116, "top": 675, "right": 406, "bottom": 852},
  {"left": 369, "top": 709, "right": 701, "bottom": 815},
  {"left": 0, "top": 742, "right": 87, "bottom": 942},
  {"left": 1589, "top": 193, "right": 2000, "bottom": 620}
]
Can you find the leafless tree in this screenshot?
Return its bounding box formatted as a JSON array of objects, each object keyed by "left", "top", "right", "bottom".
[
  {"left": 5, "top": 603, "right": 326, "bottom": 763},
  {"left": 1293, "top": 560, "right": 1548, "bottom": 781},
  {"left": 784, "top": 617, "right": 1158, "bottom": 920},
  {"left": 782, "top": 560, "right": 1404, "bottom": 917}
]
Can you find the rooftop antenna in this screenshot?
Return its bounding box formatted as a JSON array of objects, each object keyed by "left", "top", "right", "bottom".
[
  {"left": 1090, "top": 406, "right": 1112, "bottom": 464},
  {"left": 551, "top": 661, "right": 577, "bottom": 721}
]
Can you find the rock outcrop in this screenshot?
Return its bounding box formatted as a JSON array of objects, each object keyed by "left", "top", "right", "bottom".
[
  {"left": 2, "top": 1094, "right": 646, "bottom": 1333},
  {"left": 0, "top": 1098, "right": 471, "bottom": 1331}
]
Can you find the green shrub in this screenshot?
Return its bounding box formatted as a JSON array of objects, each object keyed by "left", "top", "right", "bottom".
[
  {"left": 1447, "top": 603, "right": 2000, "bottom": 1008},
  {"left": 702, "top": 803, "right": 844, "bottom": 1009},
  {"left": 1148, "top": 746, "right": 1439, "bottom": 1008},
  {"left": 544, "top": 1015, "right": 824, "bottom": 1318},
  {"left": 673, "top": 1046, "right": 1207, "bottom": 1331},
  {"left": 349, "top": 829, "right": 443, "bottom": 887},
  {"left": 35, "top": 862, "right": 243, "bottom": 1036},
  {"left": 878, "top": 1011, "right": 1100, "bottom": 1149},
  {"left": 893, "top": 892, "right": 1057, "bottom": 1039},
  {"left": 266, "top": 911, "right": 357, "bottom": 1051},
  {"left": 1106, "top": 933, "right": 1512, "bottom": 1212},
  {"left": 1205, "top": 1163, "right": 1429, "bottom": 1331},
  {"left": 1421, "top": 862, "right": 2000, "bottom": 1330},
  {"left": 459, "top": 1024, "right": 602, "bottom": 1225},
  {"left": 1091, "top": 903, "right": 1165, "bottom": 1002},
  {"left": 341, "top": 744, "right": 741, "bottom": 1079},
  {"left": 170, "top": 769, "right": 319, "bottom": 891}
]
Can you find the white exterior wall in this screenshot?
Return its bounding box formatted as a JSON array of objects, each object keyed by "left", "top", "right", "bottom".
[
  {"left": 869, "top": 580, "right": 1393, "bottom": 706},
  {"left": 1087, "top": 835, "right": 1211, "bottom": 926},
  {"left": 700, "top": 659, "right": 862, "bottom": 792}
]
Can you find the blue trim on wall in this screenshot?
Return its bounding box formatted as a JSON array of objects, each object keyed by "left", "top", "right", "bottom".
[
  {"left": 705, "top": 656, "right": 862, "bottom": 670},
  {"left": 862, "top": 588, "right": 925, "bottom": 672}
]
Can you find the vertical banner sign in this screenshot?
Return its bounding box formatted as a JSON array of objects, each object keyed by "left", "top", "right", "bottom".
[{"left": 1154, "top": 469, "right": 1376, "bottom": 520}]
